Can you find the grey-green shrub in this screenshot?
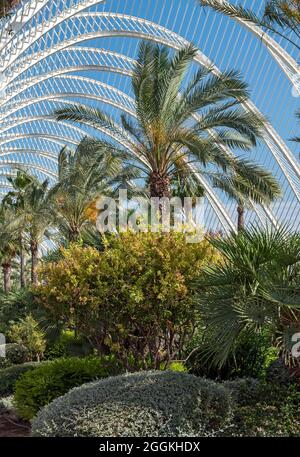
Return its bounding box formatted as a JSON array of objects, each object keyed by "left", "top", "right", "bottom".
[
  {"left": 0, "top": 362, "right": 41, "bottom": 396},
  {"left": 32, "top": 370, "right": 231, "bottom": 437},
  {"left": 0, "top": 343, "right": 28, "bottom": 369}
]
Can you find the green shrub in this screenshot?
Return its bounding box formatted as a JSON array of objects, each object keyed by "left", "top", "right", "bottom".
[
  {"left": 0, "top": 362, "right": 41, "bottom": 396},
  {"left": 14, "top": 356, "right": 121, "bottom": 420},
  {"left": 0, "top": 343, "right": 29, "bottom": 369},
  {"left": 224, "top": 378, "right": 300, "bottom": 436},
  {"left": 0, "top": 289, "right": 37, "bottom": 334},
  {"left": 36, "top": 233, "right": 219, "bottom": 369},
  {"left": 32, "top": 370, "right": 231, "bottom": 437},
  {"left": 187, "top": 329, "right": 278, "bottom": 381},
  {"left": 266, "top": 358, "right": 299, "bottom": 386},
  {"left": 8, "top": 315, "right": 46, "bottom": 362},
  {"left": 45, "top": 330, "right": 93, "bottom": 360}
]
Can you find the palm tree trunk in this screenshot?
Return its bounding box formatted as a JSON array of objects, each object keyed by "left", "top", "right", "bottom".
[
  {"left": 19, "top": 233, "right": 25, "bottom": 288},
  {"left": 149, "top": 171, "right": 171, "bottom": 222},
  {"left": 2, "top": 263, "right": 12, "bottom": 294},
  {"left": 149, "top": 171, "right": 171, "bottom": 199},
  {"left": 237, "top": 201, "right": 245, "bottom": 231},
  {"left": 30, "top": 239, "right": 39, "bottom": 286},
  {"left": 68, "top": 226, "right": 80, "bottom": 243}
]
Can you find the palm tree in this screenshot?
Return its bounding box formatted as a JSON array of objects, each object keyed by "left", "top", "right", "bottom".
[
  {"left": 196, "top": 226, "right": 300, "bottom": 368},
  {"left": 0, "top": 207, "right": 20, "bottom": 293},
  {"left": 2, "top": 170, "right": 36, "bottom": 288},
  {"left": 55, "top": 41, "right": 281, "bottom": 230},
  {"left": 23, "top": 178, "right": 54, "bottom": 286},
  {"left": 200, "top": 1, "right": 300, "bottom": 51},
  {"left": 51, "top": 136, "right": 140, "bottom": 243}
]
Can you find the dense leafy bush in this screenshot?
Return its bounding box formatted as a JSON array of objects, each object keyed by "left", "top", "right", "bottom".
[
  {"left": 0, "top": 289, "right": 44, "bottom": 331},
  {"left": 44, "top": 330, "right": 93, "bottom": 360},
  {"left": 8, "top": 315, "right": 46, "bottom": 362},
  {"left": 32, "top": 370, "right": 231, "bottom": 437},
  {"left": 224, "top": 378, "right": 300, "bottom": 436},
  {"left": 0, "top": 343, "right": 28, "bottom": 369},
  {"left": 187, "top": 329, "right": 278, "bottom": 380},
  {"left": 36, "top": 232, "right": 219, "bottom": 369},
  {"left": 14, "top": 356, "right": 122, "bottom": 420},
  {"left": 195, "top": 228, "right": 300, "bottom": 368},
  {"left": 0, "top": 362, "right": 41, "bottom": 396},
  {"left": 266, "top": 358, "right": 299, "bottom": 386}
]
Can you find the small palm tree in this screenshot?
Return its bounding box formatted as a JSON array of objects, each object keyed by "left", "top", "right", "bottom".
[
  {"left": 51, "top": 136, "right": 140, "bottom": 243},
  {"left": 200, "top": 1, "right": 300, "bottom": 50},
  {"left": 22, "top": 178, "right": 54, "bottom": 286},
  {"left": 196, "top": 226, "right": 300, "bottom": 368},
  {"left": 2, "top": 170, "right": 36, "bottom": 288},
  {"left": 55, "top": 41, "right": 281, "bottom": 230},
  {"left": 0, "top": 207, "right": 20, "bottom": 293}
]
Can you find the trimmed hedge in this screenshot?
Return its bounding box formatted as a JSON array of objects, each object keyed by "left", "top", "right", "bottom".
[
  {"left": 0, "top": 362, "right": 41, "bottom": 397},
  {"left": 32, "top": 370, "right": 231, "bottom": 437},
  {"left": 14, "top": 356, "right": 121, "bottom": 420}
]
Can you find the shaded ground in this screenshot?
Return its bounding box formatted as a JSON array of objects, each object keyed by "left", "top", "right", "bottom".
[{"left": 0, "top": 412, "right": 31, "bottom": 437}]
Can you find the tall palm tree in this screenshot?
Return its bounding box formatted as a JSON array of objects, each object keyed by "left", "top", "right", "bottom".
[
  {"left": 55, "top": 42, "right": 281, "bottom": 230},
  {"left": 200, "top": 1, "right": 300, "bottom": 51},
  {"left": 51, "top": 136, "right": 140, "bottom": 243},
  {"left": 196, "top": 227, "right": 300, "bottom": 368},
  {"left": 0, "top": 207, "right": 20, "bottom": 293},
  {"left": 23, "top": 178, "right": 54, "bottom": 286},
  {"left": 2, "top": 170, "right": 36, "bottom": 288}
]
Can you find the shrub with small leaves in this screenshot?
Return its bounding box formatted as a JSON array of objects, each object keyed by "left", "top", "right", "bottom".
[
  {"left": 0, "top": 362, "right": 41, "bottom": 397},
  {"left": 32, "top": 370, "right": 231, "bottom": 437},
  {"left": 0, "top": 343, "right": 28, "bottom": 369},
  {"left": 36, "top": 232, "right": 219, "bottom": 369},
  {"left": 8, "top": 315, "right": 46, "bottom": 362},
  {"left": 223, "top": 378, "right": 300, "bottom": 437},
  {"left": 14, "top": 356, "right": 122, "bottom": 420}
]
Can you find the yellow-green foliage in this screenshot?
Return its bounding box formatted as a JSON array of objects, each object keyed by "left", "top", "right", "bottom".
[
  {"left": 36, "top": 231, "right": 219, "bottom": 369},
  {"left": 8, "top": 315, "right": 46, "bottom": 362}
]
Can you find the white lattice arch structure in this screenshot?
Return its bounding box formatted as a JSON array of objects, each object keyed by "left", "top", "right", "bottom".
[{"left": 0, "top": 0, "right": 299, "bottom": 232}]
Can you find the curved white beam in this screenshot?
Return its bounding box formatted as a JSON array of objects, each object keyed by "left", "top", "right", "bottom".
[
  {"left": 0, "top": 148, "right": 58, "bottom": 162},
  {"left": 0, "top": 119, "right": 88, "bottom": 143},
  {"left": 203, "top": 0, "right": 300, "bottom": 93},
  {"left": 0, "top": 133, "right": 79, "bottom": 147},
  {"left": 0, "top": 76, "right": 135, "bottom": 121},
  {"left": 1, "top": 47, "right": 135, "bottom": 107},
  {"left": 1, "top": 0, "right": 106, "bottom": 71},
  {"left": 0, "top": 0, "right": 49, "bottom": 52},
  {"left": 0, "top": 160, "right": 57, "bottom": 178},
  {"left": 2, "top": 12, "right": 298, "bottom": 200}
]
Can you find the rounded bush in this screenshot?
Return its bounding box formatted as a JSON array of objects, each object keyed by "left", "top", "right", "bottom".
[
  {"left": 0, "top": 362, "right": 41, "bottom": 397},
  {"left": 0, "top": 343, "right": 28, "bottom": 369},
  {"left": 266, "top": 358, "right": 298, "bottom": 386},
  {"left": 14, "top": 356, "right": 121, "bottom": 420},
  {"left": 32, "top": 370, "right": 231, "bottom": 437}
]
